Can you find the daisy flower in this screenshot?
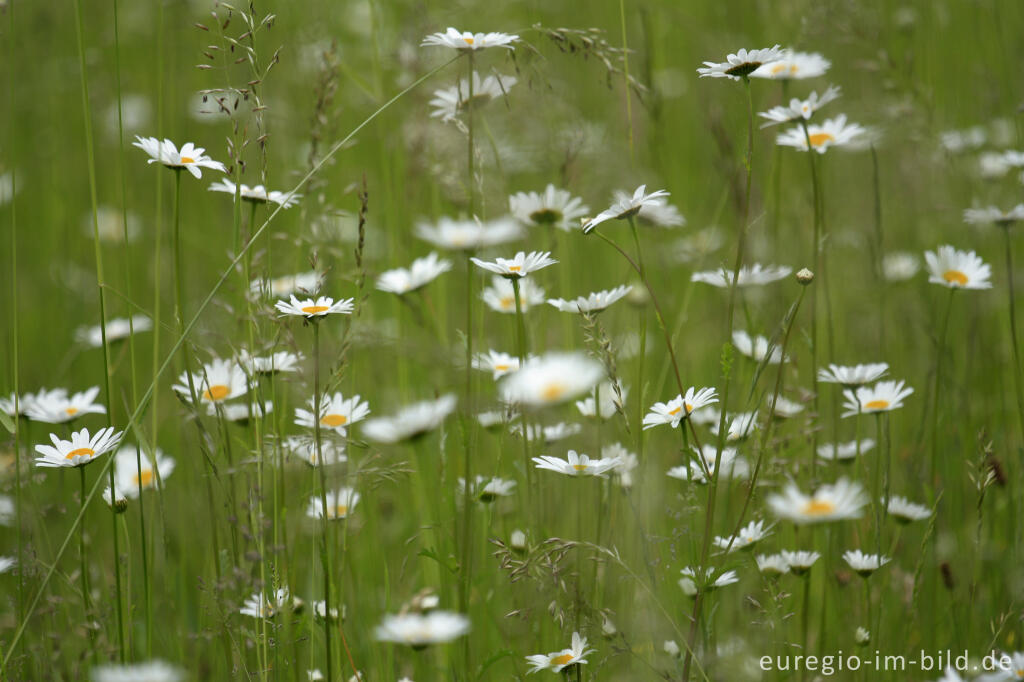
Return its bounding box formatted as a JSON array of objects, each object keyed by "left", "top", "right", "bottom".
[
  {"left": 421, "top": 27, "right": 518, "bottom": 51},
  {"left": 817, "top": 439, "right": 876, "bottom": 462},
  {"left": 711, "top": 411, "right": 760, "bottom": 442},
  {"left": 470, "top": 251, "right": 557, "bottom": 279},
  {"left": 756, "top": 553, "right": 790, "bottom": 576},
  {"left": 679, "top": 567, "right": 739, "bottom": 596},
  {"left": 882, "top": 252, "right": 920, "bottom": 282},
  {"left": 842, "top": 550, "right": 890, "bottom": 577},
  {"left": 606, "top": 443, "right": 638, "bottom": 487},
  {"left": 250, "top": 271, "right": 321, "bottom": 299},
  {"left": 886, "top": 495, "right": 931, "bottom": 523},
  {"left": 732, "top": 330, "right": 787, "bottom": 364},
  {"left": 963, "top": 204, "right": 1024, "bottom": 227},
  {"left": 509, "top": 185, "right": 589, "bottom": 231},
  {"left": 692, "top": 444, "right": 749, "bottom": 479},
  {"left": 0, "top": 391, "right": 32, "bottom": 418},
  {"left": 208, "top": 400, "right": 273, "bottom": 423},
  {"left": 780, "top": 550, "right": 821, "bottom": 576},
  {"left": 361, "top": 394, "right": 457, "bottom": 443},
  {"left": 547, "top": 285, "right": 632, "bottom": 314},
  {"left": 0, "top": 557, "right": 16, "bottom": 574},
  {"left": 109, "top": 445, "right": 176, "bottom": 499},
  {"left": 282, "top": 435, "right": 347, "bottom": 466},
  {"left": 767, "top": 478, "right": 867, "bottom": 524},
  {"left": 758, "top": 86, "right": 841, "bottom": 127},
  {"left": 472, "top": 350, "right": 521, "bottom": 379},
  {"left": 575, "top": 381, "right": 627, "bottom": 420},
  {"left": 666, "top": 463, "right": 709, "bottom": 484},
  {"left": 415, "top": 216, "right": 524, "bottom": 251},
  {"left": 295, "top": 393, "right": 371, "bottom": 435},
  {"left": 642, "top": 387, "right": 718, "bottom": 429},
  {"left": 924, "top": 245, "right": 993, "bottom": 289},
  {"left": 499, "top": 352, "right": 604, "bottom": 407},
  {"left": 509, "top": 421, "right": 583, "bottom": 443},
  {"left": 237, "top": 349, "right": 304, "bottom": 375},
  {"left": 525, "top": 632, "right": 596, "bottom": 674},
  {"left": 818, "top": 363, "right": 889, "bottom": 387},
  {"left": 841, "top": 380, "right": 914, "bottom": 417},
  {"left": 698, "top": 46, "right": 783, "bottom": 79},
  {"left": 173, "top": 358, "right": 249, "bottom": 405},
  {"left": 429, "top": 72, "right": 516, "bottom": 123},
  {"left": 91, "top": 660, "right": 185, "bottom": 682},
  {"left": 25, "top": 387, "right": 106, "bottom": 423},
  {"left": 769, "top": 395, "right": 805, "bottom": 419},
  {"left": 750, "top": 49, "right": 830, "bottom": 80},
  {"left": 132, "top": 136, "right": 225, "bottom": 178},
  {"left": 374, "top": 611, "right": 470, "bottom": 647},
  {"left": 582, "top": 184, "right": 671, "bottom": 234},
  {"left": 691, "top": 263, "right": 792, "bottom": 287},
  {"left": 307, "top": 488, "right": 360, "bottom": 520},
  {"left": 776, "top": 114, "right": 866, "bottom": 153},
  {"left": 611, "top": 189, "right": 685, "bottom": 228},
  {"left": 376, "top": 252, "right": 452, "bottom": 295},
  {"left": 34, "top": 426, "right": 123, "bottom": 468},
  {"left": 940, "top": 126, "right": 987, "bottom": 154},
  {"left": 208, "top": 178, "right": 300, "bottom": 208},
  {"left": 532, "top": 450, "right": 621, "bottom": 478},
  {"left": 481, "top": 276, "right": 547, "bottom": 313},
  {"left": 713, "top": 520, "right": 773, "bottom": 553},
  {"left": 240, "top": 588, "right": 291, "bottom": 619},
  {"left": 275, "top": 295, "right": 355, "bottom": 319},
  {"left": 75, "top": 315, "right": 152, "bottom": 348},
  {"left": 458, "top": 476, "right": 517, "bottom": 502}
]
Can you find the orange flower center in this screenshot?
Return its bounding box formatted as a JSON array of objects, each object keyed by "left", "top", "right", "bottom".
[
  {"left": 668, "top": 406, "right": 682, "bottom": 416},
  {"left": 803, "top": 499, "right": 836, "bottom": 516},
  {"left": 133, "top": 469, "right": 154, "bottom": 488},
  {"left": 508, "top": 265, "right": 522, "bottom": 272},
  {"left": 65, "top": 407, "right": 79, "bottom": 416},
  {"left": 180, "top": 156, "right": 195, "bottom": 164},
  {"left": 499, "top": 296, "right": 515, "bottom": 310},
  {"left": 203, "top": 384, "right": 231, "bottom": 402},
  {"left": 864, "top": 399, "right": 890, "bottom": 410},
  {"left": 572, "top": 464, "right": 588, "bottom": 472},
  {"left": 66, "top": 447, "right": 95, "bottom": 460},
  {"left": 334, "top": 505, "right": 348, "bottom": 517},
  {"left": 808, "top": 132, "right": 835, "bottom": 148},
  {"left": 302, "top": 305, "right": 330, "bottom": 314},
  {"left": 541, "top": 383, "right": 566, "bottom": 401},
  {"left": 551, "top": 654, "right": 574, "bottom": 666},
  {"left": 463, "top": 37, "right": 474, "bottom": 45},
  {"left": 321, "top": 414, "right": 348, "bottom": 428},
  {"left": 494, "top": 364, "right": 511, "bottom": 372},
  {"left": 943, "top": 270, "right": 968, "bottom": 286}
]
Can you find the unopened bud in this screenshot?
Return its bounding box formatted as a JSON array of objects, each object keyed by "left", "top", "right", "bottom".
[{"left": 796, "top": 268, "right": 814, "bottom": 285}]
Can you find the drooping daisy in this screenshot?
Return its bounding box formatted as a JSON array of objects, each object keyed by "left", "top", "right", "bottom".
[
  {"left": 767, "top": 478, "right": 867, "bottom": 524},
  {"left": 642, "top": 387, "right": 718, "bottom": 429},
  {"left": 499, "top": 352, "right": 604, "bottom": 407},
  {"left": 547, "top": 285, "right": 632, "bottom": 314},
  {"left": 611, "top": 189, "right": 685, "bottom": 228},
  {"left": 25, "top": 387, "right": 106, "bottom": 423},
  {"left": 924, "top": 245, "right": 993, "bottom": 290},
  {"left": 776, "top": 114, "right": 866, "bottom": 153},
  {"left": 781, "top": 550, "right": 821, "bottom": 576},
  {"left": 525, "top": 632, "right": 596, "bottom": 674},
  {"left": 458, "top": 476, "right": 517, "bottom": 502},
  {"left": 237, "top": 349, "right": 304, "bottom": 375},
  {"left": 472, "top": 350, "right": 521, "bottom": 380},
  {"left": 818, "top": 363, "right": 889, "bottom": 387},
  {"left": 470, "top": 251, "right": 557, "bottom": 279},
  {"left": 758, "top": 86, "right": 841, "bottom": 127},
  {"left": 307, "top": 488, "right": 360, "bottom": 520},
  {"left": 275, "top": 295, "right": 355, "bottom": 319},
  {"left": 509, "top": 185, "right": 589, "bottom": 231},
  {"left": 679, "top": 567, "right": 739, "bottom": 596},
  {"left": 361, "top": 394, "right": 458, "bottom": 443},
  {"left": 173, "top": 358, "right": 249, "bottom": 405},
  {"left": 91, "top": 660, "right": 185, "bottom": 682},
  {"left": 75, "top": 315, "right": 152, "bottom": 348},
  {"left": 250, "top": 271, "right": 322, "bottom": 299},
  {"left": 429, "top": 72, "right": 516, "bottom": 123},
  {"left": 532, "top": 450, "right": 621, "bottom": 478},
  {"left": 376, "top": 252, "right": 452, "bottom": 295},
  {"left": 886, "top": 496, "right": 931, "bottom": 523},
  {"left": 481, "top": 276, "right": 547, "bottom": 313},
  {"left": 575, "top": 381, "right": 627, "bottom": 420},
  {"left": 374, "top": 610, "right": 470, "bottom": 647},
  {"left": 963, "top": 204, "right": 1024, "bottom": 227},
  {"left": 208, "top": 400, "right": 273, "bottom": 424},
  {"left": 691, "top": 263, "right": 792, "bottom": 288},
  {"left": 713, "top": 520, "right": 773, "bottom": 553},
  {"left": 882, "top": 252, "right": 920, "bottom": 282},
  {"left": 750, "top": 49, "right": 830, "bottom": 80},
  {"left": 732, "top": 331, "right": 787, "bottom": 364},
  {"left": 843, "top": 550, "right": 890, "bottom": 577},
  {"left": 34, "top": 426, "right": 123, "bottom": 468},
  {"left": 582, "top": 185, "right": 671, "bottom": 234},
  {"left": 697, "top": 46, "right": 783, "bottom": 79},
  {"left": 295, "top": 393, "right": 371, "bottom": 435},
  {"left": 756, "top": 553, "right": 790, "bottom": 576},
  {"left": 841, "top": 380, "right": 914, "bottom": 417},
  {"left": 817, "top": 439, "right": 876, "bottom": 462},
  {"left": 209, "top": 178, "right": 301, "bottom": 208},
  {"left": 421, "top": 27, "right": 518, "bottom": 51},
  {"left": 240, "top": 588, "right": 291, "bottom": 619},
  {"left": 415, "top": 216, "right": 524, "bottom": 251},
  {"left": 109, "top": 444, "right": 176, "bottom": 499},
  {"left": 132, "top": 136, "right": 226, "bottom": 178},
  {"left": 282, "top": 435, "right": 347, "bottom": 466}
]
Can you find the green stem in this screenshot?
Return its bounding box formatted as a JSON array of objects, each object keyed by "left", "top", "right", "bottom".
[
  {"left": 801, "top": 120, "right": 823, "bottom": 479},
  {"left": 312, "top": 323, "right": 334, "bottom": 682},
  {"left": 930, "top": 288, "right": 955, "bottom": 487},
  {"left": 1002, "top": 225, "right": 1024, "bottom": 450}
]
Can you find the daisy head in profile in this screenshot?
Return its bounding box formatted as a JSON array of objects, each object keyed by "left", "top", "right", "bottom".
[
  {"left": 758, "top": 86, "right": 841, "bottom": 127},
  {"left": 582, "top": 185, "right": 670, "bottom": 234},
  {"left": 713, "top": 519, "right": 773, "bottom": 553},
  {"left": 841, "top": 380, "right": 914, "bottom": 417},
  {"left": 732, "top": 330, "right": 787, "bottom": 364},
  {"left": 776, "top": 114, "right": 865, "bottom": 153},
  {"left": 481, "top": 275, "right": 547, "bottom": 313},
  {"left": 275, "top": 295, "right": 355, "bottom": 319},
  {"left": 282, "top": 436, "right": 347, "bottom": 467},
  {"left": 532, "top": 450, "right": 621, "bottom": 478},
  {"left": 678, "top": 567, "right": 739, "bottom": 597},
  {"left": 132, "top": 136, "right": 226, "bottom": 178},
  {"left": 25, "top": 386, "right": 106, "bottom": 424},
  {"left": 642, "top": 387, "right": 718, "bottom": 429},
  {"left": 499, "top": 352, "right": 604, "bottom": 407},
  {"left": 472, "top": 350, "right": 521, "bottom": 380},
  {"left": 818, "top": 363, "right": 889, "bottom": 388},
  {"left": 429, "top": 72, "right": 516, "bottom": 123},
  {"left": 376, "top": 252, "right": 452, "bottom": 295},
  {"left": 415, "top": 216, "right": 524, "bottom": 251},
  {"left": 421, "top": 27, "right": 519, "bottom": 51},
  {"left": 509, "top": 185, "right": 589, "bottom": 231},
  {"left": 470, "top": 251, "right": 557, "bottom": 279},
  {"left": 374, "top": 610, "right": 470, "bottom": 648},
  {"left": 547, "top": 285, "right": 632, "bottom": 314},
  {"left": 208, "top": 178, "right": 301, "bottom": 208},
  {"left": 295, "top": 393, "right": 371, "bottom": 436},
  {"left": 886, "top": 496, "right": 931, "bottom": 524},
  {"left": 697, "top": 46, "right": 783, "bottom": 80},
  {"left": 108, "top": 444, "right": 176, "bottom": 498},
  {"left": 842, "top": 549, "right": 891, "bottom": 578},
  {"left": 924, "top": 245, "right": 992, "bottom": 290},
  {"left": 361, "top": 394, "right": 458, "bottom": 444},
  {"left": 750, "top": 49, "right": 830, "bottom": 80},
  {"left": 173, "top": 358, "right": 249, "bottom": 405},
  {"left": 34, "top": 426, "right": 123, "bottom": 468},
  {"left": 525, "top": 631, "right": 596, "bottom": 674},
  {"left": 307, "top": 488, "right": 360, "bottom": 520},
  {"left": 767, "top": 478, "right": 867, "bottom": 524},
  {"left": 75, "top": 315, "right": 152, "bottom": 348},
  {"left": 691, "top": 263, "right": 792, "bottom": 288},
  {"left": 963, "top": 204, "right": 1024, "bottom": 227},
  {"left": 780, "top": 550, "right": 821, "bottom": 576}
]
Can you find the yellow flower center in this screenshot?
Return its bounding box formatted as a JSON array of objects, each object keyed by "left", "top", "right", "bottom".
[
  {"left": 572, "top": 464, "right": 588, "bottom": 472},
  {"left": 770, "top": 63, "right": 787, "bottom": 75},
  {"left": 507, "top": 265, "right": 522, "bottom": 272},
  {"left": 334, "top": 505, "right": 348, "bottom": 517},
  {"left": 65, "top": 407, "right": 79, "bottom": 416},
  {"left": 132, "top": 469, "right": 154, "bottom": 488},
  {"left": 684, "top": 402, "right": 694, "bottom": 413},
  {"left": 668, "top": 406, "right": 682, "bottom": 416},
  {"left": 180, "top": 156, "right": 195, "bottom": 164},
  {"left": 66, "top": 447, "right": 95, "bottom": 460},
  {"left": 864, "top": 399, "right": 890, "bottom": 410},
  {"left": 203, "top": 384, "right": 231, "bottom": 402},
  {"left": 463, "top": 37, "right": 474, "bottom": 45},
  {"left": 808, "top": 132, "right": 835, "bottom": 148},
  {"left": 541, "top": 383, "right": 566, "bottom": 401},
  {"left": 551, "top": 654, "right": 574, "bottom": 666},
  {"left": 321, "top": 414, "right": 348, "bottom": 428},
  {"left": 494, "top": 364, "right": 510, "bottom": 372},
  {"left": 803, "top": 499, "right": 836, "bottom": 516},
  {"left": 302, "top": 305, "right": 330, "bottom": 314},
  {"left": 943, "top": 269, "right": 968, "bottom": 286},
  {"left": 499, "top": 296, "right": 515, "bottom": 310}
]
